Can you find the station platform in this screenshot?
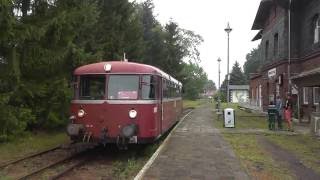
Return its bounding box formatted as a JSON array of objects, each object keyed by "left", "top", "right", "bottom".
[{"left": 138, "top": 104, "right": 249, "bottom": 180}]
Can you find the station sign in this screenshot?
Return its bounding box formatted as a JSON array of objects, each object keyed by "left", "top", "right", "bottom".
[{"left": 268, "top": 68, "right": 276, "bottom": 79}]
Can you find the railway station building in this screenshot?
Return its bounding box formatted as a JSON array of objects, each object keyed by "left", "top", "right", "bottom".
[{"left": 250, "top": 0, "right": 320, "bottom": 123}]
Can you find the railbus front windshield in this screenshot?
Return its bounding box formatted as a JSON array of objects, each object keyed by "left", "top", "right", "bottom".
[
  {"left": 108, "top": 75, "right": 139, "bottom": 100},
  {"left": 76, "top": 74, "right": 158, "bottom": 100}
]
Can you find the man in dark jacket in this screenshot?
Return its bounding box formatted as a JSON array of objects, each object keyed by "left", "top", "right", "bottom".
[{"left": 275, "top": 96, "right": 283, "bottom": 130}]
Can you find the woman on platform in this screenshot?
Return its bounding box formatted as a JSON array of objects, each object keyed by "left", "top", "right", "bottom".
[{"left": 284, "top": 94, "right": 293, "bottom": 131}]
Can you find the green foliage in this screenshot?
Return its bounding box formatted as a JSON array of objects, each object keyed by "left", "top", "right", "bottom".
[
  {"left": 229, "top": 61, "right": 247, "bottom": 85},
  {"left": 182, "top": 62, "right": 208, "bottom": 100},
  {"left": 243, "top": 46, "right": 261, "bottom": 80},
  {"left": 183, "top": 99, "right": 204, "bottom": 109},
  {"left": 0, "top": 0, "right": 205, "bottom": 140},
  {"left": 214, "top": 91, "right": 227, "bottom": 103},
  {"left": 205, "top": 80, "right": 216, "bottom": 91}
]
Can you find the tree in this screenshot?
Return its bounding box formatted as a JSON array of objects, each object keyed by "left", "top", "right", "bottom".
[
  {"left": 0, "top": 0, "right": 101, "bottom": 139},
  {"left": 243, "top": 46, "right": 261, "bottom": 81},
  {"left": 181, "top": 61, "right": 208, "bottom": 100},
  {"left": 94, "top": 0, "right": 145, "bottom": 61},
  {"left": 0, "top": 0, "right": 206, "bottom": 140},
  {"left": 205, "top": 80, "right": 216, "bottom": 91},
  {"left": 229, "top": 61, "right": 247, "bottom": 85}
]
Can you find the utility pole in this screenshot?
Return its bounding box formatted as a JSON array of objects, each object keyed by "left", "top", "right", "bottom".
[
  {"left": 217, "top": 57, "right": 222, "bottom": 111},
  {"left": 224, "top": 23, "right": 232, "bottom": 104}
]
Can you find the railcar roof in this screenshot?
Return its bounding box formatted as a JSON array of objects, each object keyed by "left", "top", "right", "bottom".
[{"left": 74, "top": 61, "right": 182, "bottom": 86}]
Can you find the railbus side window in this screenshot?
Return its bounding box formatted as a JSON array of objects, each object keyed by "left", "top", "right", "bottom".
[
  {"left": 79, "top": 75, "right": 105, "bottom": 100},
  {"left": 142, "top": 75, "right": 157, "bottom": 100},
  {"left": 163, "top": 79, "right": 168, "bottom": 98},
  {"left": 169, "top": 82, "right": 173, "bottom": 98}
]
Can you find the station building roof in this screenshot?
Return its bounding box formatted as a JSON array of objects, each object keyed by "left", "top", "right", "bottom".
[{"left": 229, "top": 85, "right": 250, "bottom": 90}]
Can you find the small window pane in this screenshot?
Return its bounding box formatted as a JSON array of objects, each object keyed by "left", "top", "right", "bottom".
[
  {"left": 303, "top": 87, "right": 309, "bottom": 104},
  {"left": 163, "top": 79, "right": 168, "bottom": 98},
  {"left": 142, "top": 75, "right": 157, "bottom": 100},
  {"left": 314, "top": 87, "right": 319, "bottom": 104},
  {"left": 108, "top": 75, "right": 139, "bottom": 100}
]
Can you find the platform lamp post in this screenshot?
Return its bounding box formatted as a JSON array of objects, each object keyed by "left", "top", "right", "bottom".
[
  {"left": 217, "top": 57, "right": 222, "bottom": 111},
  {"left": 224, "top": 23, "right": 232, "bottom": 104}
]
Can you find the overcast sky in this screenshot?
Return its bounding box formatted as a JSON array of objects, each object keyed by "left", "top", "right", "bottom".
[{"left": 135, "top": 0, "right": 262, "bottom": 87}]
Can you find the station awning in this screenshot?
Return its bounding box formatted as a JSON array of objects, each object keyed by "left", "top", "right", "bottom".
[
  {"left": 291, "top": 67, "right": 320, "bottom": 79},
  {"left": 291, "top": 67, "right": 320, "bottom": 87}
]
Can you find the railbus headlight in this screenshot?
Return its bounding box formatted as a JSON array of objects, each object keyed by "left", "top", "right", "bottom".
[
  {"left": 129, "top": 109, "right": 137, "bottom": 119},
  {"left": 78, "top": 109, "right": 85, "bottom": 118}
]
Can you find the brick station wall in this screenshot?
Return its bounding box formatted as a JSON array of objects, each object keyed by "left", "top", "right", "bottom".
[
  {"left": 250, "top": 0, "right": 320, "bottom": 114},
  {"left": 260, "top": 3, "right": 288, "bottom": 64}
]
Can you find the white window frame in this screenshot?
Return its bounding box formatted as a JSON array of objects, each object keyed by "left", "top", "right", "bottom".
[
  {"left": 314, "top": 16, "right": 320, "bottom": 44},
  {"left": 314, "top": 87, "right": 319, "bottom": 105},
  {"left": 303, "top": 87, "right": 309, "bottom": 104}
]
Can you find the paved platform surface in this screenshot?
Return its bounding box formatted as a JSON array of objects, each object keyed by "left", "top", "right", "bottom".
[{"left": 142, "top": 105, "right": 249, "bottom": 180}]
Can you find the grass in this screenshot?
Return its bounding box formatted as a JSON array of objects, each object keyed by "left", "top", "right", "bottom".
[
  {"left": 223, "top": 134, "right": 293, "bottom": 180},
  {"left": 183, "top": 99, "right": 206, "bottom": 109},
  {"left": 265, "top": 134, "right": 320, "bottom": 174},
  {"left": 212, "top": 102, "right": 320, "bottom": 179},
  {"left": 111, "top": 143, "right": 160, "bottom": 180},
  {"left": 213, "top": 103, "right": 267, "bottom": 129},
  {"left": 0, "top": 131, "right": 69, "bottom": 164}
]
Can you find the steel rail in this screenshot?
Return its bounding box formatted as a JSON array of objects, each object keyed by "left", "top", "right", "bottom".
[
  {"left": 49, "top": 157, "right": 90, "bottom": 180},
  {"left": 0, "top": 142, "right": 75, "bottom": 169},
  {"left": 16, "top": 149, "right": 88, "bottom": 180},
  {"left": 0, "top": 145, "right": 61, "bottom": 169}
]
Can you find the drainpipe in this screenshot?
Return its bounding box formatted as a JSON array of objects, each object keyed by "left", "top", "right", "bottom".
[{"left": 287, "top": 0, "right": 292, "bottom": 94}]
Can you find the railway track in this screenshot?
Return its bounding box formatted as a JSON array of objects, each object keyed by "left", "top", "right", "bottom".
[
  {"left": 0, "top": 145, "right": 62, "bottom": 169},
  {"left": 0, "top": 142, "right": 96, "bottom": 180}
]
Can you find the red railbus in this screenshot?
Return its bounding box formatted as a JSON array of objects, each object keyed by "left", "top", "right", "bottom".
[{"left": 67, "top": 61, "right": 183, "bottom": 146}]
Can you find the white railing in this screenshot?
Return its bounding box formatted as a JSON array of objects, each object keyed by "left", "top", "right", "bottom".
[{"left": 239, "top": 99, "right": 263, "bottom": 112}]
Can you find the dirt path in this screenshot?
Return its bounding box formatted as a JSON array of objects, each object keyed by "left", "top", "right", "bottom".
[{"left": 258, "top": 135, "right": 320, "bottom": 180}]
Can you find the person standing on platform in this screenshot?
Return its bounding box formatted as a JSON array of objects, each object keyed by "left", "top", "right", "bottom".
[
  {"left": 275, "top": 96, "right": 283, "bottom": 130},
  {"left": 284, "top": 93, "right": 293, "bottom": 131}
]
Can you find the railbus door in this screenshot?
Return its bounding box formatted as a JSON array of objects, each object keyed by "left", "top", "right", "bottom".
[{"left": 159, "top": 76, "right": 163, "bottom": 135}]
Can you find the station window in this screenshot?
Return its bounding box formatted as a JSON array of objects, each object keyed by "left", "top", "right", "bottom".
[
  {"left": 313, "top": 14, "right": 320, "bottom": 44},
  {"left": 314, "top": 87, "right": 319, "bottom": 105},
  {"left": 303, "top": 87, "right": 309, "bottom": 104},
  {"left": 141, "top": 75, "right": 157, "bottom": 100},
  {"left": 265, "top": 40, "right": 269, "bottom": 60},
  {"left": 273, "top": 33, "right": 279, "bottom": 57}
]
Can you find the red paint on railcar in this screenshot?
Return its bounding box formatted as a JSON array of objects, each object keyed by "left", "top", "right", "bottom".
[{"left": 67, "top": 61, "right": 182, "bottom": 145}]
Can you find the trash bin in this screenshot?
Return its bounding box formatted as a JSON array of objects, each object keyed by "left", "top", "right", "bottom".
[
  {"left": 224, "top": 108, "right": 235, "bottom": 128},
  {"left": 267, "top": 105, "right": 277, "bottom": 130}
]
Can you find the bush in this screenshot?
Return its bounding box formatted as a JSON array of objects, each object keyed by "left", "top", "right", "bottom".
[
  {"left": 0, "top": 100, "right": 35, "bottom": 142},
  {"left": 214, "top": 91, "right": 227, "bottom": 103}
]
